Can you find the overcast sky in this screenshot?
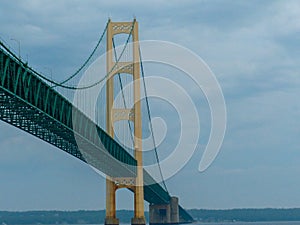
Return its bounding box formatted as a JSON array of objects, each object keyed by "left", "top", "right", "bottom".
[{"left": 1, "top": 0, "right": 300, "bottom": 211}]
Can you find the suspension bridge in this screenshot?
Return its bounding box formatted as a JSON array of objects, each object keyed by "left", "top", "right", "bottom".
[{"left": 0, "top": 19, "right": 194, "bottom": 225}]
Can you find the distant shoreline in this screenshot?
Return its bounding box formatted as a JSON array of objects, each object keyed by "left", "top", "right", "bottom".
[
  {"left": 189, "top": 208, "right": 300, "bottom": 222},
  {"left": 1, "top": 208, "right": 300, "bottom": 224}
]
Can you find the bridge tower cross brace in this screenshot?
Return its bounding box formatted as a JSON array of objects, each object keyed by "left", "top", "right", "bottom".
[{"left": 105, "top": 19, "right": 146, "bottom": 225}]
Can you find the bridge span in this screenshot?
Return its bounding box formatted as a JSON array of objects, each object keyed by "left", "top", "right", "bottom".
[{"left": 0, "top": 36, "right": 193, "bottom": 224}]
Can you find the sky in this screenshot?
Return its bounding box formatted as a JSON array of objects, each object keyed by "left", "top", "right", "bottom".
[{"left": 0, "top": 0, "right": 300, "bottom": 211}]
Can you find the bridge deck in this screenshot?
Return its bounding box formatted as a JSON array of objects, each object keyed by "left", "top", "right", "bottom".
[{"left": 0, "top": 43, "right": 193, "bottom": 223}]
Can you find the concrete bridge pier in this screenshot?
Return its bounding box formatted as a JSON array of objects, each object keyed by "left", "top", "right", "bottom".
[
  {"left": 105, "top": 217, "right": 119, "bottom": 225},
  {"left": 149, "top": 197, "right": 179, "bottom": 225}
]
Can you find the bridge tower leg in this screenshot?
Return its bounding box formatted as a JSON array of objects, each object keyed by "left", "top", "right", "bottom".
[{"left": 105, "top": 19, "right": 146, "bottom": 225}]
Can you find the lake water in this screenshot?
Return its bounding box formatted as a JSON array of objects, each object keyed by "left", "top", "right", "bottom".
[
  {"left": 119, "top": 223, "right": 300, "bottom": 225},
  {"left": 12, "top": 222, "right": 300, "bottom": 225},
  {"left": 117, "top": 223, "right": 300, "bottom": 225},
  {"left": 195, "top": 222, "right": 300, "bottom": 225}
]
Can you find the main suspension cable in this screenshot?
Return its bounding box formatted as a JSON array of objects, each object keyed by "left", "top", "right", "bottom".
[
  {"left": 0, "top": 20, "right": 136, "bottom": 90},
  {"left": 139, "top": 47, "right": 169, "bottom": 193},
  {"left": 0, "top": 21, "right": 108, "bottom": 89},
  {"left": 52, "top": 20, "right": 135, "bottom": 90},
  {"left": 53, "top": 20, "right": 109, "bottom": 86}
]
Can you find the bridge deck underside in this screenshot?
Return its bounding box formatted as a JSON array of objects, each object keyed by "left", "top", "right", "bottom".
[{"left": 0, "top": 89, "right": 135, "bottom": 177}]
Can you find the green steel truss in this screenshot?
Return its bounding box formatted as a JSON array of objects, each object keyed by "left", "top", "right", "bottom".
[
  {"left": 0, "top": 44, "right": 193, "bottom": 222},
  {"left": 0, "top": 47, "right": 136, "bottom": 177}
]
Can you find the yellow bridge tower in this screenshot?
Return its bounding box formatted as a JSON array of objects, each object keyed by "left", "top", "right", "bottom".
[{"left": 105, "top": 19, "right": 146, "bottom": 225}]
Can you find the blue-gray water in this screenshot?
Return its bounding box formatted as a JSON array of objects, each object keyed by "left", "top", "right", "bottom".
[
  {"left": 45, "top": 223, "right": 300, "bottom": 225},
  {"left": 195, "top": 222, "right": 300, "bottom": 225},
  {"left": 70, "top": 222, "right": 300, "bottom": 225},
  {"left": 119, "top": 223, "right": 300, "bottom": 225}
]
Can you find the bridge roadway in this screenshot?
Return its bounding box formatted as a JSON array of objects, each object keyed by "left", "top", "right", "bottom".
[{"left": 0, "top": 43, "right": 193, "bottom": 223}]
